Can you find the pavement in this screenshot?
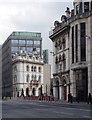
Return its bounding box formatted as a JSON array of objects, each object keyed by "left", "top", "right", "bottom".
[
  {"left": 12, "top": 97, "right": 91, "bottom": 109},
  {"left": 2, "top": 99, "right": 91, "bottom": 118}
]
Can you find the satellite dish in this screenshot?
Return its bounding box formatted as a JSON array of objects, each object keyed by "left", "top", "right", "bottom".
[{"left": 54, "top": 21, "right": 60, "bottom": 27}]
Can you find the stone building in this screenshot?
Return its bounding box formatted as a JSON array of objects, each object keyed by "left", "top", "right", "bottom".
[
  {"left": 49, "top": 0, "right": 92, "bottom": 101},
  {"left": 12, "top": 49, "right": 51, "bottom": 97}
]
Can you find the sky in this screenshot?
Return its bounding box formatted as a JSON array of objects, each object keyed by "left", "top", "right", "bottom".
[{"left": 0, "top": 0, "right": 73, "bottom": 51}]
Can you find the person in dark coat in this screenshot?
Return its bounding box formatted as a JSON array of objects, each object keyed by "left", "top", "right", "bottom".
[
  {"left": 87, "top": 93, "right": 92, "bottom": 104},
  {"left": 68, "top": 93, "right": 71, "bottom": 103}
]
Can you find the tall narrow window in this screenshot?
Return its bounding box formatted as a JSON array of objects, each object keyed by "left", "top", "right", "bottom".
[
  {"left": 84, "top": 2, "right": 89, "bottom": 12},
  {"left": 80, "top": 22, "right": 86, "bottom": 61},
  {"left": 31, "top": 66, "right": 33, "bottom": 72},
  {"left": 26, "top": 74, "right": 29, "bottom": 82},
  {"left": 38, "top": 67, "right": 41, "bottom": 72},
  {"left": 72, "top": 26, "right": 74, "bottom": 63},
  {"left": 34, "top": 66, "right": 37, "bottom": 72},
  {"left": 75, "top": 24, "right": 78, "bottom": 62},
  {"left": 91, "top": 1, "right": 92, "bottom": 10},
  {"left": 26, "top": 65, "right": 29, "bottom": 71}
]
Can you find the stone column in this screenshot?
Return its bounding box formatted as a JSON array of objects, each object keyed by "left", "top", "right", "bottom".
[{"left": 59, "top": 86, "right": 62, "bottom": 100}]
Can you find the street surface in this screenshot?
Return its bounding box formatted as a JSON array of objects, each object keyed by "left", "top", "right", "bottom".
[{"left": 2, "top": 99, "right": 91, "bottom": 118}]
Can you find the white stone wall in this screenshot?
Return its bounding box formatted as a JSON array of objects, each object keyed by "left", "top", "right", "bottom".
[
  {"left": 12, "top": 53, "right": 44, "bottom": 97},
  {"left": 43, "top": 64, "right": 51, "bottom": 95}
]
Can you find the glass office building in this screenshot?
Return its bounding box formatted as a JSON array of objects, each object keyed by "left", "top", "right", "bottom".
[{"left": 2, "top": 31, "right": 42, "bottom": 97}]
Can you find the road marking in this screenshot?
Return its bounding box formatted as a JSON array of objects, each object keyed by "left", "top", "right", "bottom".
[
  {"left": 65, "top": 107, "right": 90, "bottom": 112},
  {"left": 53, "top": 111, "right": 73, "bottom": 116}
]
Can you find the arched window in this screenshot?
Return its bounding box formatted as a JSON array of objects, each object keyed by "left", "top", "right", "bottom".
[
  {"left": 14, "top": 66, "right": 17, "bottom": 72},
  {"left": 38, "top": 75, "right": 41, "bottom": 81},
  {"left": 26, "top": 65, "right": 29, "bottom": 71},
  {"left": 34, "top": 66, "right": 37, "bottom": 72},
  {"left": 38, "top": 67, "right": 41, "bottom": 72},
  {"left": 63, "top": 58, "right": 66, "bottom": 70},
  {"left": 55, "top": 56, "right": 58, "bottom": 63},
  {"left": 26, "top": 74, "right": 29, "bottom": 82},
  {"left": 31, "top": 66, "right": 33, "bottom": 72},
  {"left": 31, "top": 74, "right": 34, "bottom": 80},
  {"left": 14, "top": 75, "right": 17, "bottom": 83},
  {"left": 62, "top": 38, "right": 66, "bottom": 49},
  {"left": 59, "top": 54, "right": 62, "bottom": 62},
  {"left": 34, "top": 75, "right": 36, "bottom": 80}
]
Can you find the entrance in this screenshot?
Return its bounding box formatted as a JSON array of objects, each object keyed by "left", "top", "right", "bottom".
[
  {"left": 56, "top": 80, "right": 59, "bottom": 100},
  {"left": 64, "top": 86, "right": 67, "bottom": 100},
  {"left": 63, "top": 79, "right": 67, "bottom": 100},
  {"left": 76, "top": 68, "right": 88, "bottom": 102}
]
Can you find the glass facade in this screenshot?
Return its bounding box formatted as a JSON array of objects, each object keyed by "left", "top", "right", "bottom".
[
  {"left": 11, "top": 47, "right": 19, "bottom": 52},
  {"left": 12, "top": 40, "right": 18, "bottom": 44},
  {"left": 34, "top": 40, "right": 40, "bottom": 45},
  {"left": 10, "top": 32, "right": 42, "bottom": 55},
  {"left": 19, "top": 40, "right": 26, "bottom": 44},
  {"left": 11, "top": 32, "right": 41, "bottom": 37},
  {"left": 27, "top": 40, "right": 33, "bottom": 44}
]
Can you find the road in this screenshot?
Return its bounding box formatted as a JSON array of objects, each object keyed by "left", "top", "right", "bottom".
[{"left": 2, "top": 99, "right": 91, "bottom": 118}]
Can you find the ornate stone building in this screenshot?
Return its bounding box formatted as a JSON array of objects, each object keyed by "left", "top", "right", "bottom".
[
  {"left": 49, "top": 0, "right": 92, "bottom": 101},
  {"left": 12, "top": 49, "right": 51, "bottom": 97}
]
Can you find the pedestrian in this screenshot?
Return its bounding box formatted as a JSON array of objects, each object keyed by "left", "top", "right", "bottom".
[
  {"left": 70, "top": 93, "right": 73, "bottom": 103},
  {"left": 68, "top": 93, "right": 71, "bottom": 103},
  {"left": 87, "top": 93, "right": 91, "bottom": 104}
]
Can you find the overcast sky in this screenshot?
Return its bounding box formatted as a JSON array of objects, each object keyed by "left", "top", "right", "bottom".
[{"left": 0, "top": 0, "right": 73, "bottom": 51}]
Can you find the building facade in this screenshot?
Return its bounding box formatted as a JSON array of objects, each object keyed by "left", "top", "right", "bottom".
[
  {"left": 12, "top": 50, "right": 44, "bottom": 97},
  {"left": 2, "top": 31, "right": 42, "bottom": 97},
  {"left": 49, "top": 0, "right": 92, "bottom": 101}
]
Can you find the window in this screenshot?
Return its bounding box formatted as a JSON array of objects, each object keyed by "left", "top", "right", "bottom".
[
  {"left": 31, "top": 74, "right": 34, "bottom": 80},
  {"left": 36, "top": 48, "right": 40, "bottom": 53},
  {"left": 34, "top": 75, "right": 36, "bottom": 80},
  {"left": 76, "top": 5, "right": 79, "bottom": 14},
  {"left": 59, "top": 64, "right": 62, "bottom": 71},
  {"left": 34, "top": 66, "right": 37, "bottom": 72},
  {"left": 31, "top": 66, "right": 33, "bottom": 72},
  {"left": 62, "top": 38, "right": 66, "bottom": 49},
  {"left": 80, "top": 22, "right": 86, "bottom": 61},
  {"left": 11, "top": 47, "right": 19, "bottom": 52},
  {"left": 19, "top": 47, "right": 25, "bottom": 51},
  {"left": 72, "top": 26, "right": 74, "bottom": 63},
  {"left": 38, "top": 67, "right": 41, "bottom": 72},
  {"left": 26, "top": 74, "right": 29, "bottom": 82},
  {"left": 63, "top": 59, "right": 66, "bottom": 70},
  {"left": 19, "top": 40, "right": 25, "bottom": 44},
  {"left": 11, "top": 40, "right": 18, "bottom": 44},
  {"left": 26, "top": 65, "right": 29, "bottom": 71},
  {"left": 55, "top": 56, "right": 58, "bottom": 63},
  {"left": 26, "top": 47, "right": 33, "bottom": 52},
  {"left": 34, "top": 40, "right": 40, "bottom": 45},
  {"left": 38, "top": 75, "right": 41, "bottom": 81},
  {"left": 14, "top": 75, "right": 17, "bottom": 83},
  {"left": 84, "top": 2, "right": 89, "bottom": 12},
  {"left": 27, "top": 40, "right": 33, "bottom": 44},
  {"left": 75, "top": 24, "right": 78, "bottom": 62},
  {"left": 14, "top": 66, "right": 17, "bottom": 72},
  {"left": 59, "top": 55, "right": 62, "bottom": 62}
]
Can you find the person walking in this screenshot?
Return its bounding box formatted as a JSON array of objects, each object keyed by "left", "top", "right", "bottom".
[{"left": 87, "top": 93, "right": 92, "bottom": 104}]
